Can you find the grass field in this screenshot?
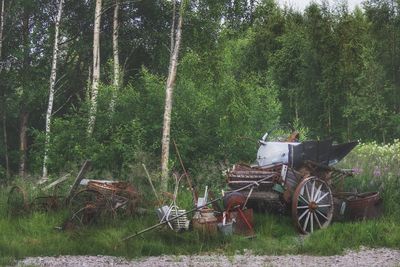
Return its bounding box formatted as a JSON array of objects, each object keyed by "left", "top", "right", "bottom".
[
  {"left": 1, "top": 197, "right": 400, "bottom": 266},
  {"left": 1, "top": 142, "right": 400, "bottom": 266}
]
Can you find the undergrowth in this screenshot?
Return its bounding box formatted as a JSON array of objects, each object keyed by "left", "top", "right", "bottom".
[{"left": 1, "top": 141, "right": 400, "bottom": 265}]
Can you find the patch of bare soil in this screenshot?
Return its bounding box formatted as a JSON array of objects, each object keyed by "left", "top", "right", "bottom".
[{"left": 18, "top": 247, "right": 400, "bottom": 267}]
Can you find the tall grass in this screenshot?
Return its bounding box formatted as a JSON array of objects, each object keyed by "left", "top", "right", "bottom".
[
  {"left": 1, "top": 141, "right": 400, "bottom": 264},
  {"left": 339, "top": 141, "right": 400, "bottom": 219}
]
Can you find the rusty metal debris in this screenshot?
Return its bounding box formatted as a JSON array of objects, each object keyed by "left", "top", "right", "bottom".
[
  {"left": 337, "top": 191, "right": 383, "bottom": 220},
  {"left": 156, "top": 174, "right": 190, "bottom": 232},
  {"left": 7, "top": 161, "right": 91, "bottom": 217},
  {"left": 7, "top": 185, "right": 29, "bottom": 216},
  {"left": 67, "top": 180, "right": 140, "bottom": 227},
  {"left": 122, "top": 175, "right": 272, "bottom": 241},
  {"left": 224, "top": 127, "right": 381, "bottom": 234}
]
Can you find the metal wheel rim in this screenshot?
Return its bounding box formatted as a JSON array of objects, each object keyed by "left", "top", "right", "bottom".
[
  {"left": 292, "top": 177, "right": 334, "bottom": 234},
  {"left": 7, "top": 186, "right": 29, "bottom": 216},
  {"left": 69, "top": 189, "right": 105, "bottom": 226}
]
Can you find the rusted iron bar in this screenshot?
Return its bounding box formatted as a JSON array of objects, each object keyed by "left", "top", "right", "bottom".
[
  {"left": 142, "top": 163, "right": 160, "bottom": 203},
  {"left": 122, "top": 174, "right": 275, "bottom": 241},
  {"left": 173, "top": 139, "right": 197, "bottom": 205}
]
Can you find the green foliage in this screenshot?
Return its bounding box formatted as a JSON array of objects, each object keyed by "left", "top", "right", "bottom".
[{"left": 339, "top": 141, "right": 400, "bottom": 218}]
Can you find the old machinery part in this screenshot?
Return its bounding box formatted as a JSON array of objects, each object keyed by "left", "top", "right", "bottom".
[
  {"left": 292, "top": 177, "right": 334, "bottom": 234},
  {"left": 7, "top": 186, "right": 29, "bottom": 216}
]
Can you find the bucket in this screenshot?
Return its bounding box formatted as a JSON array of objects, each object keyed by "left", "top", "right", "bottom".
[
  {"left": 346, "top": 192, "right": 383, "bottom": 220},
  {"left": 192, "top": 208, "right": 218, "bottom": 235},
  {"left": 218, "top": 222, "right": 233, "bottom": 236}
]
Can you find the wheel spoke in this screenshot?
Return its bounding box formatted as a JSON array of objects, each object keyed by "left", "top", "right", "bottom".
[
  {"left": 299, "top": 194, "right": 309, "bottom": 204},
  {"left": 298, "top": 209, "right": 309, "bottom": 221},
  {"left": 305, "top": 182, "right": 311, "bottom": 201},
  {"left": 314, "top": 212, "right": 322, "bottom": 228},
  {"left": 297, "top": 205, "right": 309, "bottom": 209},
  {"left": 303, "top": 212, "right": 310, "bottom": 232},
  {"left": 310, "top": 181, "right": 315, "bottom": 201},
  {"left": 314, "top": 184, "right": 322, "bottom": 202},
  {"left": 310, "top": 212, "right": 314, "bottom": 233},
  {"left": 316, "top": 209, "right": 328, "bottom": 221},
  {"left": 316, "top": 191, "right": 330, "bottom": 203},
  {"left": 317, "top": 204, "right": 331, "bottom": 208}
]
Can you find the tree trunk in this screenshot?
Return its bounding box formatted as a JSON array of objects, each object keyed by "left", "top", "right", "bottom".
[
  {"left": 169, "top": 0, "right": 176, "bottom": 58},
  {"left": 2, "top": 111, "right": 9, "bottom": 178},
  {"left": 160, "top": 0, "right": 185, "bottom": 191},
  {"left": 87, "top": 0, "right": 102, "bottom": 136},
  {"left": 19, "top": 112, "right": 29, "bottom": 178},
  {"left": 0, "top": 0, "right": 4, "bottom": 57},
  {"left": 0, "top": 0, "right": 9, "bottom": 178},
  {"left": 19, "top": 6, "right": 30, "bottom": 179},
  {"left": 86, "top": 66, "right": 91, "bottom": 102},
  {"left": 109, "top": 0, "right": 120, "bottom": 114},
  {"left": 42, "top": 0, "right": 64, "bottom": 179}
]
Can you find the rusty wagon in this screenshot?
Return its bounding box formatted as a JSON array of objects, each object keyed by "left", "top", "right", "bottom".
[{"left": 226, "top": 128, "right": 360, "bottom": 234}]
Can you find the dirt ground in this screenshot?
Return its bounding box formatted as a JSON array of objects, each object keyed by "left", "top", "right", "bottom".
[{"left": 17, "top": 247, "right": 400, "bottom": 267}]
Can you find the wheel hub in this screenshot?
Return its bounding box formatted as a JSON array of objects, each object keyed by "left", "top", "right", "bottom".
[{"left": 308, "top": 201, "right": 318, "bottom": 211}]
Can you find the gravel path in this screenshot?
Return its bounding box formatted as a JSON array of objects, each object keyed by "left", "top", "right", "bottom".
[{"left": 18, "top": 247, "right": 400, "bottom": 267}]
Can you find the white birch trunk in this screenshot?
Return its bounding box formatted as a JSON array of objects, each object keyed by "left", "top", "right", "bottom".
[
  {"left": 109, "top": 0, "right": 120, "bottom": 114},
  {"left": 160, "top": 0, "right": 185, "bottom": 191},
  {"left": 169, "top": 0, "right": 176, "bottom": 58},
  {"left": 42, "top": 0, "right": 64, "bottom": 179},
  {"left": 87, "top": 0, "right": 102, "bottom": 136}
]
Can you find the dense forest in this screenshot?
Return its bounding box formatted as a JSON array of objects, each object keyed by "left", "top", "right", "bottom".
[{"left": 0, "top": 0, "right": 399, "bottom": 182}]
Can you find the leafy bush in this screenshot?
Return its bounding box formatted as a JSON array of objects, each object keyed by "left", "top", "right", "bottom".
[{"left": 339, "top": 141, "right": 400, "bottom": 218}]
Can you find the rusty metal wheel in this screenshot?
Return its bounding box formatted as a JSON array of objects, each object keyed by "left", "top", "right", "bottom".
[
  {"left": 7, "top": 186, "right": 29, "bottom": 216},
  {"left": 292, "top": 177, "right": 334, "bottom": 234},
  {"left": 32, "top": 196, "right": 63, "bottom": 212},
  {"left": 69, "top": 189, "right": 107, "bottom": 226}
]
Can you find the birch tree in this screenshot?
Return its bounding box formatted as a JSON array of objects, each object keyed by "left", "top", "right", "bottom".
[
  {"left": 87, "top": 0, "right": 102, "bottom": 136},
  {"left": 109, "top": 0, "right": 120, "bottom": 114},
  {"left": 160, "top": 0, "right": 186, "bottom": 191},
  {"left": 42, "top": 0, "right": 64, "bottom": 179}
]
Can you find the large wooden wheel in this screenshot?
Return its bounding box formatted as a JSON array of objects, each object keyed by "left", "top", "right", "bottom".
[{"left": 292, "top": 177, "right": 334, "bottom": 234}]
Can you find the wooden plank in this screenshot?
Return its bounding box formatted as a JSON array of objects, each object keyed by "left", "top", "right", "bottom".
[
  {"left": 65, "top": 160, "right": 91, "bottom": 203},
  {"left": 43, "top": 173, "right": 71, "bottom": 190}
]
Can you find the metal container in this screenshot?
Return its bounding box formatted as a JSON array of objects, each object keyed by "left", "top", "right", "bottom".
[
  {"left": 217, "top": 222, "right": 233, "bottom": 235},
  {"left": 346, "top": 192, "right": 383, "bottom": 220},
  {"left": 229, "top": 208, "right": 254, "bottom": 235},
  {"left": 192, "top": 208, "right": 218, "bottom": 235}
]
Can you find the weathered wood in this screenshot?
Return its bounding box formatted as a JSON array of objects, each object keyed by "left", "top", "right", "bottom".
[
  {"left": 65, "top": 160, "right": 92, "bottom": 203},
  {"left": 43, "top": 173, "right": 71, "bottom": 190}
]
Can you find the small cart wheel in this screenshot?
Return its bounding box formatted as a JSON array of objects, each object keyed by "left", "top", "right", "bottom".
[
  {"left": 7, "top": 186, "right": 29, "bottom": 216},
  {"left": 68, "top": 189, "right": 107, "bottom": 226},
  {"left": 292, "top": 176, "right": 334, "bottom": 234}
]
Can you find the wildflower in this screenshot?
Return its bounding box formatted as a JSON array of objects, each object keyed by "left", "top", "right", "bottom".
[
  {"left": 373, "top": 166, "right": 381, "bottom": 177},
  {"left": 352, "top": 167, "right": 363, "bottom": 175}
]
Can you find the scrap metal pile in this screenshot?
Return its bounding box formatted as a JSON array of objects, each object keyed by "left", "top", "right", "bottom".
[
  {"left": 125, "top": 128, "right": 383, "bottom": 239},
  {"left": 225, "top": 129, "right": 383, "bottom": 234},
  {"left": 7, "top": 160, "right": 141, "bottom": 229},
  {"left": 6, "top": 128, "right": 384, "bottom": 239}
]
